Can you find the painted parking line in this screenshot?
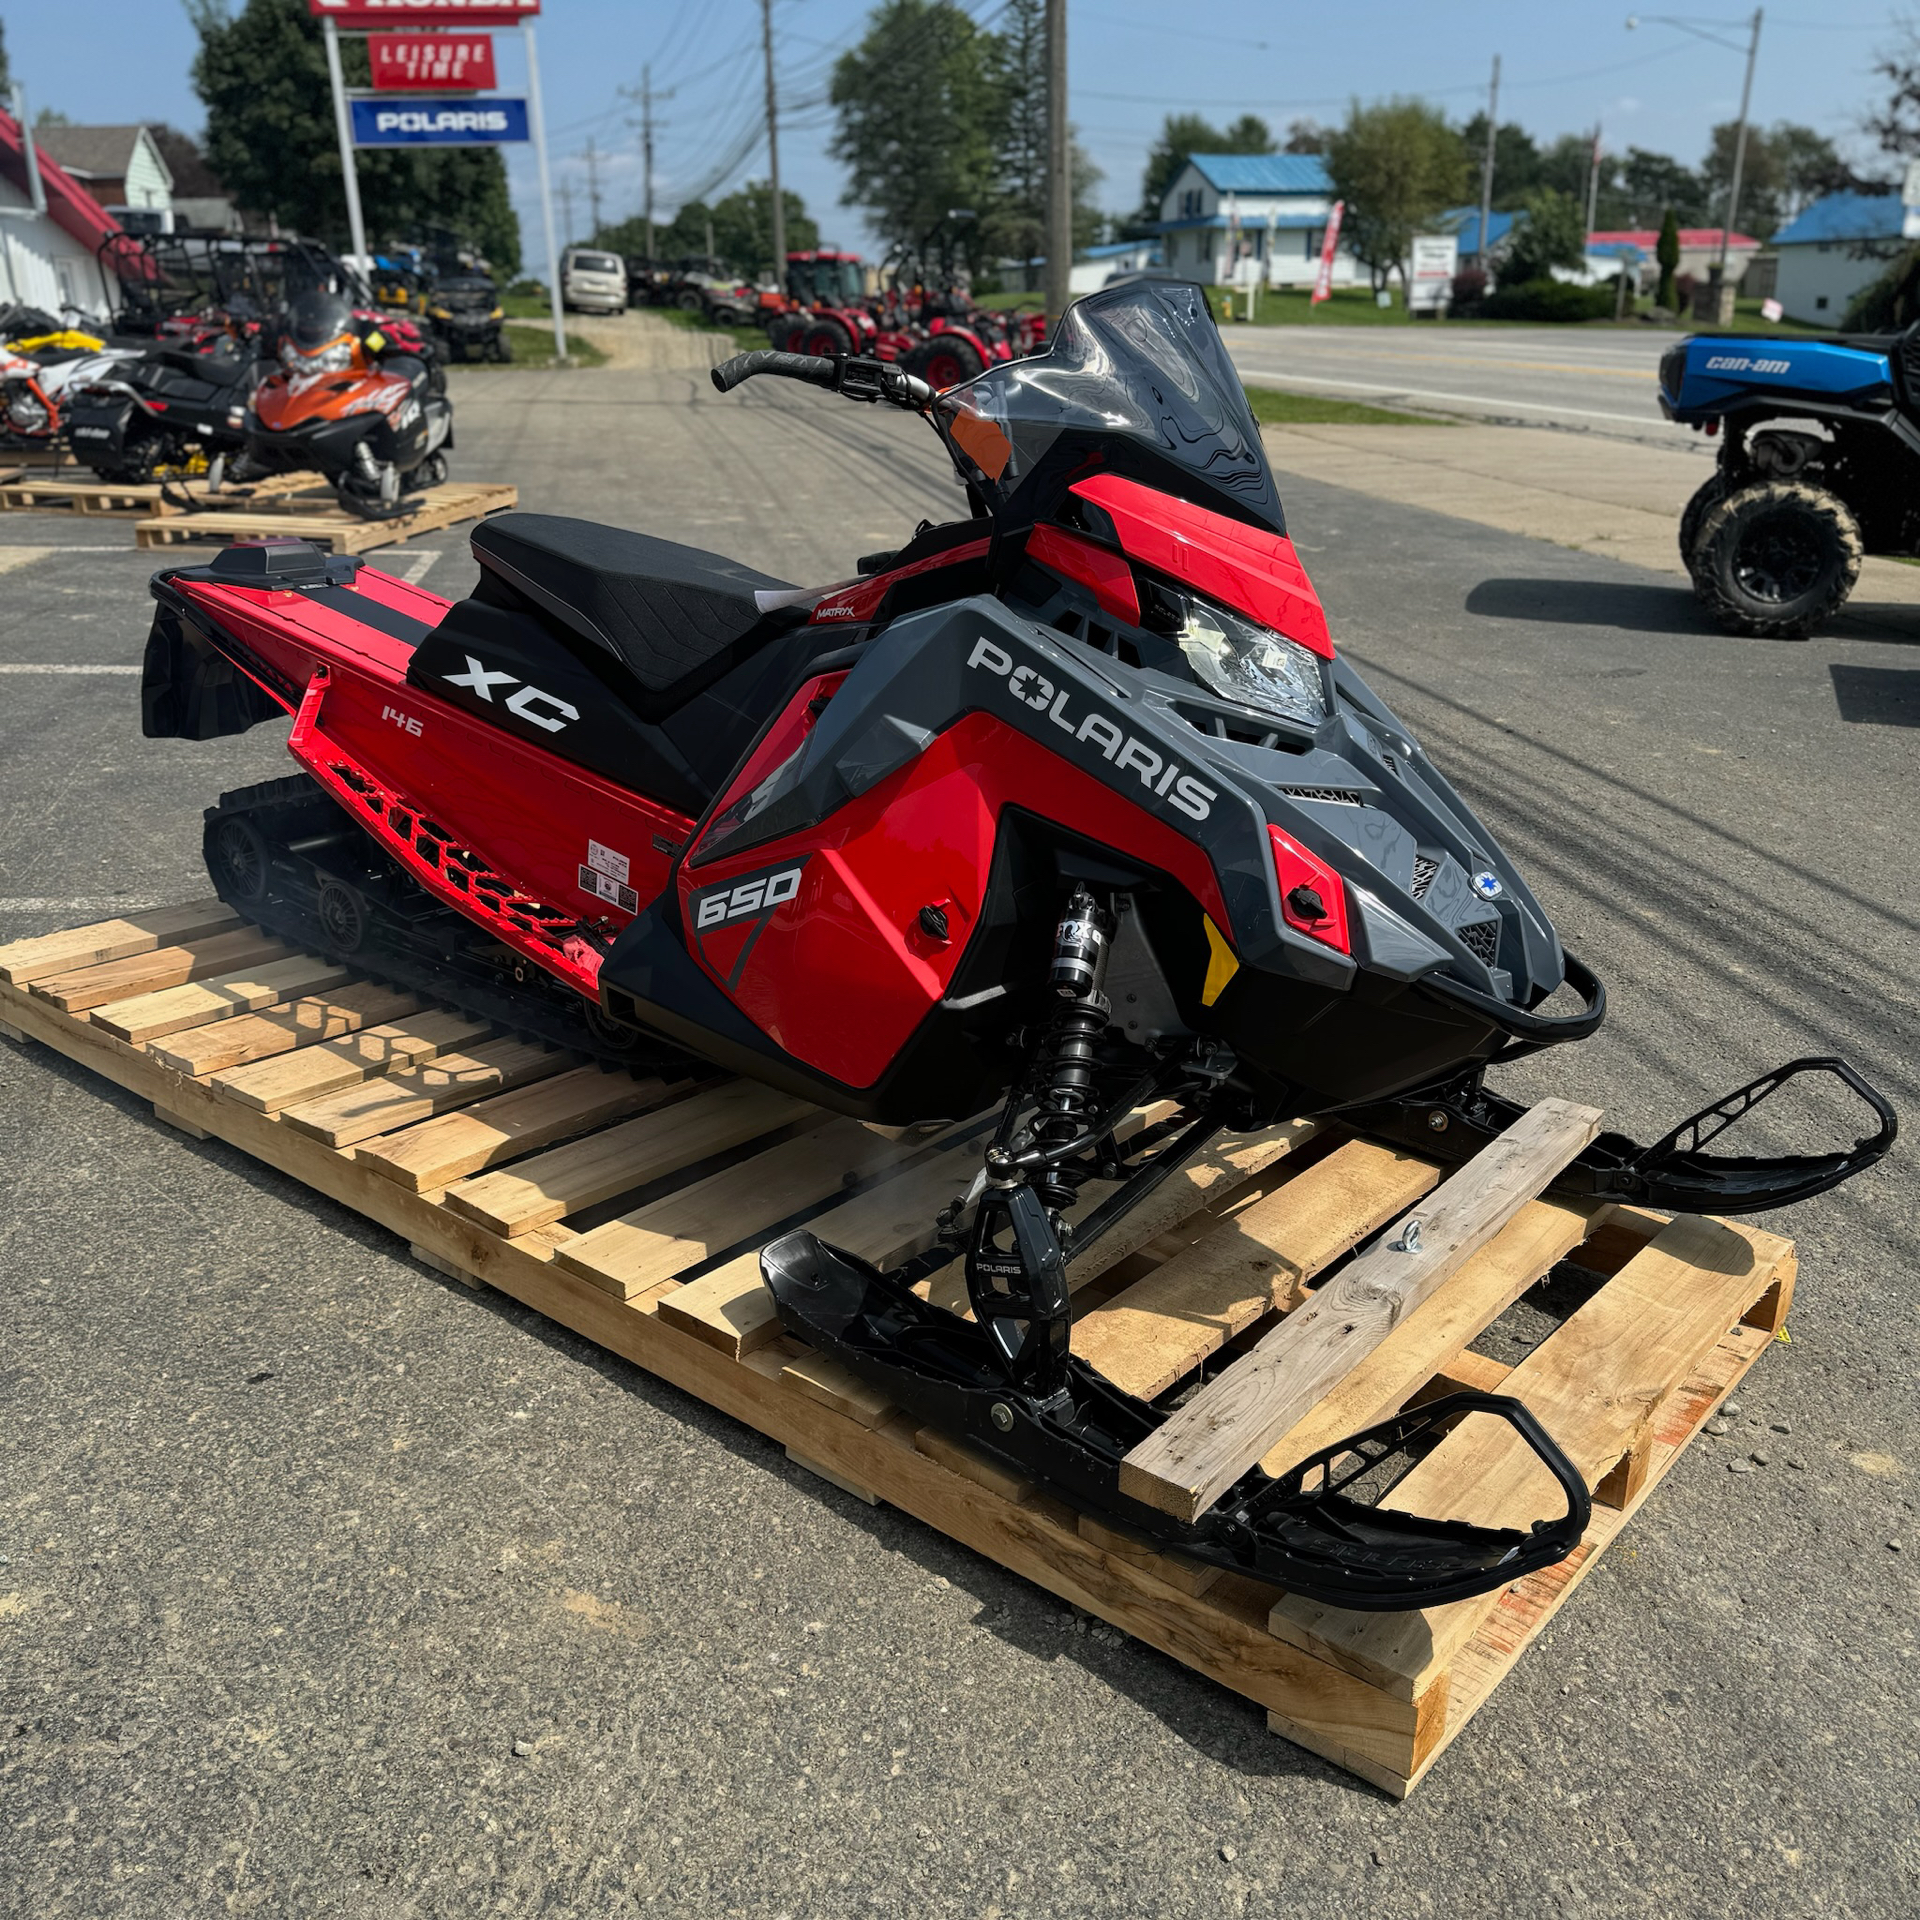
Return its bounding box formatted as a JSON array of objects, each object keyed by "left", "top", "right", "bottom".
[
  {"left": 394, "top": 549, "right": 442, "bottom": 584},
  {"left": 0, "top": 662, "right": 141, "bottom": 673}
]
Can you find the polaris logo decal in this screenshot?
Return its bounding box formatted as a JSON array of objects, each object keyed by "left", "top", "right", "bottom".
[
  {"left": 693, "top": 864, "right": 804, "bottom": 929},
  {"left": 442, "top": 654, "right": 579, "bottom": 733},
  {"left": 966, "top": 637, "right": 1218, "bottom": 822}
]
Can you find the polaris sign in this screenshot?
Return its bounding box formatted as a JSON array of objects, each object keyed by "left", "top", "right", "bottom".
[{"left": 350, "top": 96, "right": 529, "bottom": 146}]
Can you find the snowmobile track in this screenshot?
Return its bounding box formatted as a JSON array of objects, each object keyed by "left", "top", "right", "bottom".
[{"left": 0, "top": 904, "right": 1799, "bottom": 1797}]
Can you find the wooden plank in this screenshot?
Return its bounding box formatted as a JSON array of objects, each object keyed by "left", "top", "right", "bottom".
[
  {"left": 356, "top": 1066, "right": 677, "bottom": 1192},
  {"left": 1065, "top": 1120, "right": 1319, "bottom": 1284},
  {"left": 1256, "top": 1197, "right": 1603, "bottom": 1478},
  {"left": 89, "top": 954, "right": 353, "bottom": 1045},
  {"left": 441, "top": 1079, "right": 812, "bottom": 1237},
  {"left": 654, "top": 1143, "right": 983, "bottom": 1358},
  {"left": 1266, "top": 1213, "right": 1796, "bottom": 1702},
  {"left": 1117, "top": 1100, "right": 1603, "bottom": 1524},
  {"left": 133, "top": 483, "right": 517, "bottom": 556},
  {"left": 779, "top": 1349, "right": 898, "bottom": 1429},
  {"left": 1073, "top": 1141, "right": 1441, "bottom": 1401},
  {"left": 554, "top": 1115, "right": 927, "bottom": 1299},
  {"left": 278, "top": 1035, "right": 570, "bottom": 1148},
  {"left": 0, "top": 901, "right": 236, "bottom": 985},
  {"left": 208, "top": 1007, "right": 491, "bottom": 1113},
  {"left": 30, "top": 927, "right": 289, "bottom": 1013},
  {"left": 147, "top": 982, "right": 419, "bottom": 1076}
]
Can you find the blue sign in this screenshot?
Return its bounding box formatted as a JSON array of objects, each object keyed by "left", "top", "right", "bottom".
[{"left": 350, "top": 96, "right": 529, "bottom": 146}]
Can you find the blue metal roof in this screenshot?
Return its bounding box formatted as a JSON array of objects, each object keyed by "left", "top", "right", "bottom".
[
  {"left": 1082, "top": 239, "right": 1161, "bottom": 259},
  {"left": 1439, "top": 206, "right": 1518, "bottom": 256},
  {"left": 1184, "top": 154, "right": 1331, "bottom": 194},
  {"left": 1772, "top": 190, "right": 1908, "bottom": 246}
]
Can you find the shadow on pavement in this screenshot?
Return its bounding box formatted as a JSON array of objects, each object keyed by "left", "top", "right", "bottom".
[
  {"left": 1464, "top": 576, "right": 1702, "bottom": 633},
  {"left": 1830, "top": 662, "right": 1920, "bottom": 727}
]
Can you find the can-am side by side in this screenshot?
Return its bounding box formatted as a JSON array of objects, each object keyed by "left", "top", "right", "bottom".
[{"left": 141, "top": 282, "right": 1893, "bottom": 1610}]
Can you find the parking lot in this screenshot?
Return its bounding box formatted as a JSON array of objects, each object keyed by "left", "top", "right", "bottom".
[{"left": 2, "top": 357, "right": 1916, "bottom": 1917}]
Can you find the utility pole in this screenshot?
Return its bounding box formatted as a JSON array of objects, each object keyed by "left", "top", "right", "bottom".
[
  {"left": 1717, "top": 9, "right": 1764, "bottom": 285},
  {"left": 1475, "top": 53, "right": 1500, "bottom": 275},
  {"left": 1585, "top": 122, "right": 1603, "bottom": 237},
  {"left": 559, "top": 178, "right": 575, "bottom": 249},
  {"left": 1044, "top": 0, "right": 1069, "bottom": 321},
  {"left": 584, "top": 137, "right": 603, "bottom": 243},
  {"left": 640, "top": 65, "right": 657, "bottom": 258},
  {"left": 760, "top": 0, "right": 787, "bottom": 287}
]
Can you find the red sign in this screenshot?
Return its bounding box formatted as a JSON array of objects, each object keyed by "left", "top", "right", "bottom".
[
  {"left": 371, "top": 33, "right": 496, "bottom": 89},
  {"left": 309, "top": 1, "right": 537, "bottom": 27},
  {"left": 1310, "top": 200, "right": 1345, "bottom": 306}
]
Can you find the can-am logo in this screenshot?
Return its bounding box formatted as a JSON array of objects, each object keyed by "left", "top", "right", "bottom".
[
  {"left": 966, "top": 637, "right": 1216, "bottom": 822},
  {"left": 1703, "top": 354, "right": 1791, "bottom": 375}
]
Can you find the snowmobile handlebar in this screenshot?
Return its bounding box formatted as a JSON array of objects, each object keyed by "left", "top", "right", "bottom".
[{"left": 711, "top": 348, "right": 934, "bottom": 411}]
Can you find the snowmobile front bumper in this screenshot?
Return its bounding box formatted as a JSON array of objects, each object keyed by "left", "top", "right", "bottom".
[{"left": 762, "top": 1233, "right": 1591, "bottom": 1612}]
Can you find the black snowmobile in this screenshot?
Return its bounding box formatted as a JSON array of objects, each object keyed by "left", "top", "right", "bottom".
[
  {"left": 146, "top": 280, "right": 1895, "bottom": 1611},
  {"left": 65, "top": 330, "right": 263, "bottom": 485}
]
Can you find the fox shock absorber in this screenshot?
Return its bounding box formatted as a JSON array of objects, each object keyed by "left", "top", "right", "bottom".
[{"left": 1031, "top": 888, "right": 1113, "bottom": 1211}]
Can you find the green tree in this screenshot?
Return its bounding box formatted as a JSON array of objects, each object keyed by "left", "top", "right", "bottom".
[
  {"left": 602, "top": 184, "right": 818, "bottom": 278},
  {"left": 830, "top": 0, "right": 1003, "bottom": 271},
  {"left": 188, "top": 0, "right": 519, "bottom": 272},
  {"left": 982, "top": 0, "right": 1101, "bottom": 283},
  {"left": 1326, "top": 98, "right": 1468, "bottom": 293},
  {"left": 1617, "top": 149, "right": 1706, "bottom": 229},
  {"left": 1458, "top": 115, "right": 1542, "bottom": 211},
  {"left": 1702, "top": 120, "right": 1787, "bottom": 237},
  {"left": 1655, "top": 206, "right": 1680, "bottom": 309},
  {"left": 1136, "top": 111, "right": 1273, "bottom": 225},
  {"left": 1501, "top": 186, "right": 1587, "bottom": 283},
  {"left": 1283, "top": 118, "right": 1329, "bottom": 154}
]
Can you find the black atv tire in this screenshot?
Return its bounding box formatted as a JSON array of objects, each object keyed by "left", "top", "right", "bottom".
[
  {"left": 905, "top": 334, "right": 986, "bottom": 391},
  {"left": 765, "top": 312, "right": 803, "bottom": 351},
  {"left": 1677, "top": 471, "right": 1728, "bottom": 576},
  {"left": 675, "top": 289, "right": 704, "bottom": 312},
  {"left": 490, "top": 331, "right": 513, "bottom": 364},
  {"left": 799, "top": 315, "right": 856, "bottom": 359},
  {"left": 1691, "top": 482, "right": 1862, "bottom": 639},
  {"left": 449, "top": 338, "right": 469, "bottom": 364}
]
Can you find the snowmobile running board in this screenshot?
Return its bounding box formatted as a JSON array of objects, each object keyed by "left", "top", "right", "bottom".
[{"left": 0, "top": 903, "right": 1809, "bottom": 1795}]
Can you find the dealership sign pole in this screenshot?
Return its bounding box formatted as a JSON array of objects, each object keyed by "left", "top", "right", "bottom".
[{"left": 310, "top": 0, "right": 563, "bottom": 361}]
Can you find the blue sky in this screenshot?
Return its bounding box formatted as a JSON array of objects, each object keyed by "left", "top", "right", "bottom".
[{"left": 5, "top": 0, "right": 1908, "bottom": 261}]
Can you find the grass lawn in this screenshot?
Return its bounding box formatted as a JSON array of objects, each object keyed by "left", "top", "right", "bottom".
[
  {"left": 1242, "top": 383, "right": 1448, "bottom": 427},
  {"left": 651, "top": 303, "right": 770, "bottom": 352},
  {"left": 482, "top": 323, "right": 608, "bottom": 369}
]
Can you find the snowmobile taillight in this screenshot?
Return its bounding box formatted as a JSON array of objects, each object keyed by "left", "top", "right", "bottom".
[{"left": 1269, "top": 825, "right": 1349, "bottom": 953}]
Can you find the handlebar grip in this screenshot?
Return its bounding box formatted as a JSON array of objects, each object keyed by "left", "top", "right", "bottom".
[{"left": 711, "top": 349, "right": 839, "bottom": 394}]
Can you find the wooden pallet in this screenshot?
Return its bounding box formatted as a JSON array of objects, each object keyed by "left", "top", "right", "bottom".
[
  {"left": 0, "top": 476, "right": 190, "bottom": 515},
  {"left": 0, "top": 907, "right": 1796, "bottom": 1796},
  {"left": 132, "top": 480, "right": 518, "bottom": 554}
]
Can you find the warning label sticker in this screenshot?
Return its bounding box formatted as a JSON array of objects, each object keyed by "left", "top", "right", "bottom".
[
  {"left": 578, "top": 865, "right": 639, "bottom": 914},
  {"left": 586, "top": 839, "right": 631, "bottom": 885}
]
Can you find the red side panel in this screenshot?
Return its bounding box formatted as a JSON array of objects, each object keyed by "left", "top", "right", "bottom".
[
  {"left": 808, "top": 536, "right": 991, "bottom": 628},
  {"left": 677, "top": 711, "right": 1234, "bottom": 1088},
  {"left": 1026, "top": 523, "right": 1141, "bottom": 626},
  {"left": 1268, "top": 825, "right": 1350, "bottom": 954},
  {"left": 1070, "top": 472, "right": 1332, "bottom": 658}
]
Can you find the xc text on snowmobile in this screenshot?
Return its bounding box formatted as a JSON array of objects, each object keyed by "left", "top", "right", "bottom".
[{"left": 140, "top": 281, "right": 1894, "bottom": 1611}]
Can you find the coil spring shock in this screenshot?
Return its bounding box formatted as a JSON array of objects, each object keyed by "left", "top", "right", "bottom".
[{"left": 1030, "top": 887, "right": 1112, "bottom": 1212}]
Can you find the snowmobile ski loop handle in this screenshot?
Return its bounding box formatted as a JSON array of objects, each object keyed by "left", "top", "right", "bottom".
[
  {"left": 1639, "top": 1055, "right": 1897, "bottom": 1166},
  {"left": 1421, "top": 949, "right": 1607, "bottom": 1058}
]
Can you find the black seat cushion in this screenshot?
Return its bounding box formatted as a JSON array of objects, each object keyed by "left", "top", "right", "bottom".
[{"left": 471, "top": 513, "right": 804, "bottom": 699}]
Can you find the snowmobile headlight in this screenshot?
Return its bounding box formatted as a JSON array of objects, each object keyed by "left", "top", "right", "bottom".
[
  {"left": 285, "top": 336, "right": 356, "bottom": 375},
  {"left": 1170, "top": 594, "right": 1328, "bottom": 729}
]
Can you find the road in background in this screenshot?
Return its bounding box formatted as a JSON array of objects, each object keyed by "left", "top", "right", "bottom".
[
  {"left": 1227, "top": 323, "right": 1692, "bottom": 442},
  {"left": 1, "top": 365, "right": 1914, "bottom": 1918}
]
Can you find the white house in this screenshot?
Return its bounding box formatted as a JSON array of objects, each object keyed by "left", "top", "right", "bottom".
[
  {"left": 1068, "top": 237, "right": 1161, "bottom": 295},
  {"left": 1154, "top": 154, "right": 1357, "bottom": 290},
  {"left": 1770, "top": 191, "right": 1919, "bottom": 325},
  {"left": 0, "top": 108, "right": 126, "bottom": 318}
]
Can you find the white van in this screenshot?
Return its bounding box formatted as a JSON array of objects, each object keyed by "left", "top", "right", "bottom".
[{"left": 561, "top": 249, "right": 627, "bottom": 315}]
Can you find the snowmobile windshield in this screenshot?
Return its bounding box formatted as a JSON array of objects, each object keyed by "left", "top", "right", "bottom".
[
  {"left": 932, "top": 279, "right": 1283, "bottom": 535},
  {"left": 284, "top": 292, "right": 356, "bottom": 354}
]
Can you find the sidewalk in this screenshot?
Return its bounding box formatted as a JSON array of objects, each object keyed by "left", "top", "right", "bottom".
[{"left": 1259, "top": 421, "right": 1920, "bottom": 611}]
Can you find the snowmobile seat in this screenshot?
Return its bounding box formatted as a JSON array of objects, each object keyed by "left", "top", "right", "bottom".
[{"left": 469, "top": 513, "right": 806, "bottom": 703}]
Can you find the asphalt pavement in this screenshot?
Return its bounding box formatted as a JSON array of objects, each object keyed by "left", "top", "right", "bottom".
[
  {"left": 1226, "top": 322, "right": 1686, "bottom": 441},
  {"left": 1, "top": 363, "right": 1915, "bottom": 1918}
]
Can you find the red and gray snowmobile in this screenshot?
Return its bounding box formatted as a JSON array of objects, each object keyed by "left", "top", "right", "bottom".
[{"left": 140, "top": 280, "right": 1893, "bottom": 1611}]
